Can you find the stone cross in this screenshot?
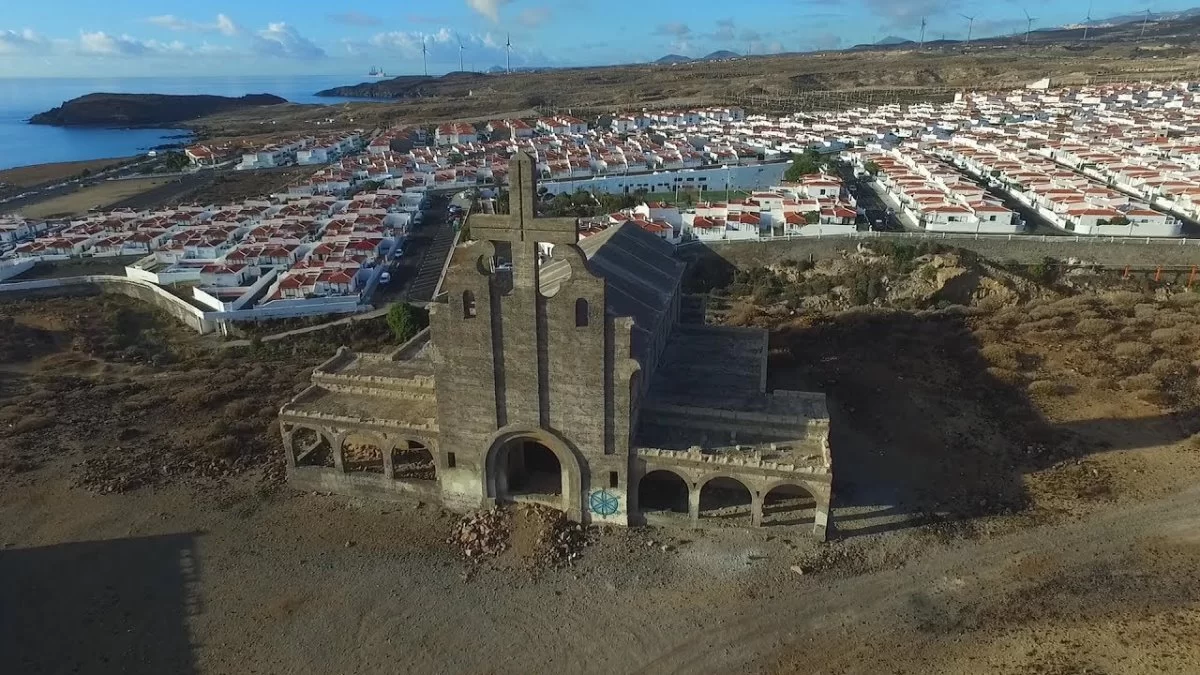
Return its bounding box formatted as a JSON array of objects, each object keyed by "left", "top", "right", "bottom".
[
  {"left": 469, "top": 152, "right": 578, "bottom": 246},
  {"left": 468, "top": 152, "right": 579, "bottom": 289}
]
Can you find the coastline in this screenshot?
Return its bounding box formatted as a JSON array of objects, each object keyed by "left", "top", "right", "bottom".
[{"left": 0, "top": 156, "right": 135, "bottom": 187}]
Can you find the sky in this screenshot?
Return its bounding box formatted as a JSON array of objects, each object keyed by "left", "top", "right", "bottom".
[{"left": 0, "top": 0, "right": 1195, "bottom": 78}]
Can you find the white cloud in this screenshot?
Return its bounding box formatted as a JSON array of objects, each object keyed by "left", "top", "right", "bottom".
[
  {"left": 253, "top": 22, "right": 326, "bottom": 59},
  {"left": 76, "top": 31, "right": 196, "bottom": 57},
  {"left": 146, "top": 14, "right": 240, "bottom": 36},
  {"left": 0, "top": 28, "right": 46, "bottom": 54},
  {"left": 466, "top": 0, "right": 513, "bottom": 23},
  {"left": 215, "top": 14, "right": 239, "bottom": 37},
  {"left": 78, "top": 31, "right": 150, "bottom": 56},
  {"left": 355, "top": 28, "right": 547, "bottom": 68},
  {"left": 654, "top": 22, "right": 691, "bottom": 37},
  {"left": 517, "top": 7, "right": 552, "bottom": 28}
]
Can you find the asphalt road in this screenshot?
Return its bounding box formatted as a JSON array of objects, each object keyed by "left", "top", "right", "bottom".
[{"left": 840, "top": 166, "right": 902, "bottom": 233}]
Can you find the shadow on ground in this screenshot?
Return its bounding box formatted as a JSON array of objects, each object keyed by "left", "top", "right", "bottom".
[
  {"left": 767, "top": 310, "right": 1199, "bottom": 539},
  {"left": 0, "top": 533, "right": 201, "bottom": 674}
]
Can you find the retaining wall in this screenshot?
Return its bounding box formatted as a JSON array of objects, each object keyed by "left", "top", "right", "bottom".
[
  {"left": 0, "top": 275, "right": 215, "bottom": 333},
  {"left": 696, "top": 233, "right": 1200, "bottom": 269}
]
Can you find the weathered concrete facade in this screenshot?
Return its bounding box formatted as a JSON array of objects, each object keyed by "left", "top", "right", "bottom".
[{"left": 280, "top": 153, "right": 834, "bottom": 537}]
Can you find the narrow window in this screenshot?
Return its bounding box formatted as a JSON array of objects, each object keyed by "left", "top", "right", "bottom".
[
  {"left": 447, "top": 452, "right": 457, "bottom": 468},
  {"left": 575, "top": 298, "right": 589, "bottom": 327},
  {"left": 462, "top": 290, "right": 476, "bottom": 319},
  {"left": 609, "top": 471, "right": 619, "bottom": 488}
]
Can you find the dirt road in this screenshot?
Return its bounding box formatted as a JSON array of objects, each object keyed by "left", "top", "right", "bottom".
[{"left": 2, "top": 459, "right": 1198, "bottom": 674}]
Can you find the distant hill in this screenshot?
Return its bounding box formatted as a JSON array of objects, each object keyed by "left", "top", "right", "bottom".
[
  {"left": 29, "top": 93, "right": 287, "bottom": 128},
  {"left": 656, "top": 54, "right": 693, "bottom": 64},
  {"left": 700, "top": 50, "right": 741, "bottom": 61},
  {"left": 876, "top": 36, "right": 913, "bottom": 46},
  {"left": 315, "top": 75, "right": 435, "bottom": 99}
]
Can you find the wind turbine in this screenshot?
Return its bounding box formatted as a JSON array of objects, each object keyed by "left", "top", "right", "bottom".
[
  {"left": 1140, "top": 9, "right": 1153, "bottom": 39},
  {"left": 1023, "top": 9, "right": 1037, "bottom": 44},
  {"left": 505, "top": 33, "right": 512, "bottom": 74},
  {"left": 1082, "top": 1, "right": 1093, "bottom": 42},
  {"left": 961, "top": 14, "right": 975, "bottom": 47},
  {"left": 919, "top": 17, "right": 927, "bottom": 49},
  {"left": 454, "top": 33, "right": 465, "bottom": 72},
  {"left": 421, "top": 37, "right": 428, "bottom": 76}
]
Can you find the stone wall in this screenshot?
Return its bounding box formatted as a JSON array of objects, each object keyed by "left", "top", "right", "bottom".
[
  {"left": 696, "top": 234, "right": 1200, "bottom": 269},
  {"left": 0, "top": 275, "right": 215, "bottom": 333}
]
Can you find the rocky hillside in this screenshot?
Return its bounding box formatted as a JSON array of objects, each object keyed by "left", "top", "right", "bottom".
[
  {"left": 315, "top": 75, "right": 436, "bottom": 99},
  {"left": 29, "top": 93, "right": 288, "bottom": 128}
]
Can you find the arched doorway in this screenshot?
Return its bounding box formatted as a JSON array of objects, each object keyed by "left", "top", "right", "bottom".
[
  {"left": 393, "top": 440, "right": 435, "bottom": 482},
  {"left": 698, "top": 477, "right": 753, "bottom": 524},
  {"left": 762, "top": 484, "right": 816, "bottom": 526},
  {"left": 638, "top": 470, "right": 689, "bottom": 516},
  {"left": 292, "top": 427, "right": 334, "bottom": 468},
  {"left": 486, "top": 429, "right": 583, "bottom": 519},
  {"left": 342, "top": 434, "right": 384, "bottom": 474},
  {"left": 499, "top": 438, "right": 563, "bottom": 500}
]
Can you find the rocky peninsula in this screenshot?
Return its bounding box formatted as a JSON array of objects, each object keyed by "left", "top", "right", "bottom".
[{"left": 29, "top": 93, "right": 288, "bottom": 128}]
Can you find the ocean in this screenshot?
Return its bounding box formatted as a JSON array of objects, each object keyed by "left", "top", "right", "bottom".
[{"left": 0, "top": 75, "right": 379, "bottom": 171}]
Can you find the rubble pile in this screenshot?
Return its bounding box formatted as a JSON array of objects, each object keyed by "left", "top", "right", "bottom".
[
  {"left": 513, "top": 504, "right": 592, "bottom": 567},
  {"left": 448, "top": 507, "right": 511, "bottom": 559}
]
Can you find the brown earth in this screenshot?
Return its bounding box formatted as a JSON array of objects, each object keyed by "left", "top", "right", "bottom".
[
  {"left": 2, "top": 258, "right": 1200, "bottom": 673},
  {"left": 188, "top": 44, "right": 1200, "bottom": 138},
  {"left": 14, "top": 177, "right": 171, "bottom": 218},
  {"left": 0, "top": 157, "right": 132, "bottom": 188}
]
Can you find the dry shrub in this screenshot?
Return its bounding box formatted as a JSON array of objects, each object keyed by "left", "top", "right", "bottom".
[
  {"left": 1122, "top": 316, "right": 1153, "bottom": 329},
  {"left": 11, "top": 415, "right": 54, "bottom": 434},
  {"left": 1075, "top": 318, "right": 1115, "bottom": 336},
  {"left": 991, "top": 307, "right": 1025, "bottom": 327},
  {"left": 986, "top": 366, "right": 1025, "bottom": 386},
  {"left": 1028, "top": 379, "right": 1065, "bottom": 396},
  {"left": 1168, "top": 292, "right": 1200, "bottom": 308},
  {"left": 1102, "top": 291, "right": 1147, "bottom": 309},
  {"left": 1150, "top": 327, "right": 1184, "bottom": 345},
  {"left": 972, "top": 327, "right": 1001, "bottom": 344},
  {"left": 1153, "top": 311, "right": 1193, "bottom": 328},
  {"left": 1023, "top": 316, "right": 1067, "bottom": 331},
  {"left": 1135, "top": 389, "right": 1170, "bottom": 406},
  {"left": 1027, "top": 305, "right": 1063, "bottom": 321},
  {"left": 1113, "top": 341, "right": 1154, "bottom": 359},
  {"left": 1077, "top": 309, "right": 1102, "bottom": 320},
  {"left": 1121, "top": 373, "right": 1161, "bottom": 391},
  {"left": 981, "top": 344, "right": 1021, "bottom": 371},
  {"left": 1149, "top": 358, "right": 1186, "bottom": 379},
  {"left": 1133, "top": 303, "right": 1160, "bottom": 319}
]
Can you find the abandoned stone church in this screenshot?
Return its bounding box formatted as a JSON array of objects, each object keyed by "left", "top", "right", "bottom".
[{"left": 279, "top": 153, "right": 834, "bottom": 538}]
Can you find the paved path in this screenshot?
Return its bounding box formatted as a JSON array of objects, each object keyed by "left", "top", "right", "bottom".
[{"left": 220, "top": 306, "right": 390, "bottom": 348}]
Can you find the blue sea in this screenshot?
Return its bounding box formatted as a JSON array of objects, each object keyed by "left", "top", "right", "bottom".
[{"left": 0, "top": 75, "right": 379, "bottom": 171}]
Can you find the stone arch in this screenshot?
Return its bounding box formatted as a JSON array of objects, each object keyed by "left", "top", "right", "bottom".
[
  {"left": 484, "top": 426, "right": 583, "bottom": 520},
  {"left": 392, "top": 439, "right": 436, "bottom": 482},
  {"left": 637, "top": 469, "right": 690, "bottom": 515},
  {"left": 697, "top": 475, "right": 754, "bottom": 524},
  {"left": 290, "top": 425, "right": 334, "bottom": 468},
  {"left": 342, "top": 431, "right": 388, "bottom": 474},
  {"left": 761, "top": 482, "right": 817, "bottom": 527}
]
